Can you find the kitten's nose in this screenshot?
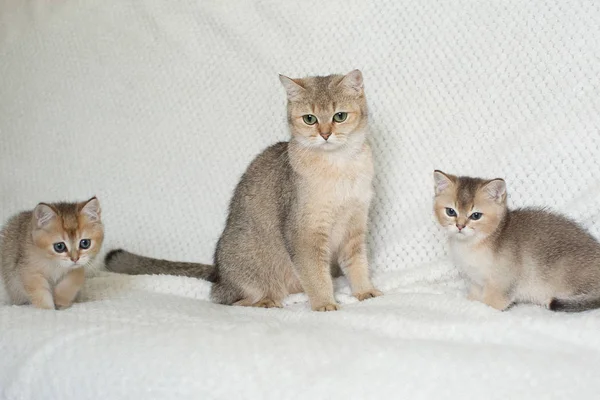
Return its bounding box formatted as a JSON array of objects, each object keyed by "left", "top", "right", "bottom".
[
  {"left": 70, "top": 255, "right": 79, "bottom": 262},
  {"left": 320, "top": 132, "right": 332, "bottom": 141},
  {"left": 456, "top": 224, "right": 465, "bottom": 231}
]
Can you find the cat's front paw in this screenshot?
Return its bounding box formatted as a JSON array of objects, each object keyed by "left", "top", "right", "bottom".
[
  {"left": 31, "top": 302, "right": 56, "bottom": 310},
  {"left": 30, "top": 297, "right": 56, "bottom": 310},
  {"left": 252, "top": 298, "right": 283, "bottom": 308},
  {"left": 54, "top": 298, "right": 73, "bottom": 310},
  {"left": 313, "top": 303, "right": 340, "bottom": 312},
  {"left": 354, "top": 289, "right": 383, "bottom": 301},
  {"left": 481, "top": 286, "right": 512, "bottom": 311}
]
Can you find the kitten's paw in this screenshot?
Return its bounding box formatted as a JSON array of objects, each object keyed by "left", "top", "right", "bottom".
[
  {"left": 354, "top": 289, "right": 383, "bottom": 301},
  {"left": 54, "top": 295, "right": 74, "bottom": 310},
  {"left": 482, "top": 289, "right": 512, "bottom": 311},
  {"left": 252, "top": 298, "right": 283, "bottom": 308},
  {"left": 55, "top": 302, "right": 73, "bottom": 310},
  {"left": 313, "top": 303, "right": 340, "bottom": 312},
  {"left": 31, "top": 302, "right": 56, "bottom": 310}
]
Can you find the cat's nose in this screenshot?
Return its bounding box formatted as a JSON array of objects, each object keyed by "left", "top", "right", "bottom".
[
  {"left": 456, "top": 223, "right": 465, "bottom": 231},
  {"left": 320, "top": 132, "right": 332, "bottom": 141},
  {"left": 70, "top": 255, "right": 79, "bottom": 262}
]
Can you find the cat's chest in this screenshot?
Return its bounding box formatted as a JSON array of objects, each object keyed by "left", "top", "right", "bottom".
[
  {"left": 449, "top": 241, "right": 496, "bottom": 284},
  {"left": 292, "top": 145, "right": 374, "bottom": 207},
  {"left": 302, "top": 172, "right": 373, "bottom": 207}
]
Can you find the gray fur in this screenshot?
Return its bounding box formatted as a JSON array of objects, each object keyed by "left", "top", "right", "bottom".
[
  {"left": 211, "top": 142, "right": 298, "bottom": 304},
  {"left": 106, "top": 141, "right": 295, "bottom": 299},
  {"left": 1, "top": 211, "right": 36, "bottom": 304},
  {"left": 492, "top": 207, "right": 600, "bottom": 303},
  {"left": 106, "top": 142, "right": 304, "bottom": 304}
]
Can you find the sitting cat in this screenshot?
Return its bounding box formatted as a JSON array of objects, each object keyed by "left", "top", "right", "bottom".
[
  {"left": 0, "top": 197, "right": 103, "bottom": 309},
  {"left": 105, "top": 70, "right": 382, "bottom": 311},
  {"left": 433, "top": 170, "right": 600, "bottom": 312}
]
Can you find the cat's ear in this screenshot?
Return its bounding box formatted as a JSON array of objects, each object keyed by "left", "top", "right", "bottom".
[
  {"left": 33, "top": 203, "right": 57, "bottom": 228},
  {"left": 338, "top": 69, "right": 364, "bottom": 94},
  {"left": 482, "top": 179, "right": 507, "bottom": 203},
  {"left": 80, "top": 197, "right": 101, "bottom": 222},
  {"left": 279, "top": 75, "right": 305, "bottom": 101},
  {"left": 433, "top": 170, "right": 454, "bottom": 195}
]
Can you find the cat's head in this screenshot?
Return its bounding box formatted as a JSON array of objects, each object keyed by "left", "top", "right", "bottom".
[
  {"left": 433, "top": 171, "right": 507, "bottom": 241},
  {"left": 279, "top": 70, "right": 368, "bottom": 152},
  {"left": 30, "top": 197, "right": 104, "bottom": 269}
]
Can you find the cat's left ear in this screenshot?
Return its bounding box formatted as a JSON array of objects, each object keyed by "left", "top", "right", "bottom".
[
  {"left": 80, "top": 197, "right": 101, "bottom": 222},
  {"left": 279, "top": 75, "right": 306, "bottom": 101},
  {"left": 338, "top": 69, "right": 364, "bottom": 95},
  {"left": 483, "top": 179, "right": 507, "bottom": 203}
]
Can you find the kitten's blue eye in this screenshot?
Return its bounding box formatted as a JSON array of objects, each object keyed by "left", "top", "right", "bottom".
[
  {"left": 445, "top": 208, "right": 457, "bottom": 217},
  {"left": 53, "top": 242, "right": 67, "bottom": 253},
  {"left": 470, "top": 212, "right": 483, "bottom": 220},
  {"left": 79, "top": 239, "right": 91, "bottom": 249},
  {"left": 302, "top": 114, "right": 317, "bottom": 125},
  {"left": 333, "top": 112, "right": 347, "bottom": 123}
]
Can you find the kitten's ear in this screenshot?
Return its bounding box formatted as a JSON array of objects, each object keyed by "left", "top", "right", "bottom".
[
  {"left": 33, "top": 203, "right": 57, "bottom": 228},
  {"left": 80, "top": 197, "right": 101, "bottom": 222},
  {"left": 338, "top": 69, "right": 364, "bottom": 94},
  {"left": 433, "top": 170, "right": 454, "bottom": 195},
  {"left": 483, "top": 179, "right": 507, "bottom": 203},
  {"left": 279, "top": 74, "right": 305, "bottom": 101}
]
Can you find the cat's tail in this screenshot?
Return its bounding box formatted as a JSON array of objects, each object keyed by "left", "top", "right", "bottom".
[
  {"left": 549, "top": 293, "right": 600, "bottom": 312},
  {"left": 104, "top": 249, "right": 217, "bottom": 282}
]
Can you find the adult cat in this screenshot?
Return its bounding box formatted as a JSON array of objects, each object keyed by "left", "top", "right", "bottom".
[{"left": 106, "top": 70, "right": 382, "bottom": 311}]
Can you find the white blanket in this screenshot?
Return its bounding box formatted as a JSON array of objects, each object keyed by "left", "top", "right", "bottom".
[{"left": 1, "top": 0, "right": 600, "bottom": 398}]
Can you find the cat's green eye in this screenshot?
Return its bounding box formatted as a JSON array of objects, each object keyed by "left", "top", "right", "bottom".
[
  {"left": 53, "top": 242, "right": 67, "bottom": 253},
  {"left": 302, "top": 114, "right": 318, "bottom": 125},
  {"left": 333, "top": 112, "right": 348, "bottom": 123},
  {"left": 445, "top": 208, "right": 457, "bottom": 217},
  {"left": 79, "top": 239, "right": 91, "bottom": 249},
  {"left": 469, "top": 212, "right": 483, "bottom": 220}
]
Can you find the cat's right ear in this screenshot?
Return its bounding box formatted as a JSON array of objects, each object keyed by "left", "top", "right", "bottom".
[
  {"left": 279, "top": 75, "right": 305, "bottom": 101},
  {"left": 80, "top": 197, "right": 102, "bottom": 223},
  {"left": 433, "top": 170, "right": 454, "bottom": 195},
  {"left": 33, "top": 203, "right": 57, "bottom": 228},
  {"left": 483, "top": 179, "right": 507, "bottom": 203},
  {"left": 338, "top": 69, "right": 364, "bottom": 95}
]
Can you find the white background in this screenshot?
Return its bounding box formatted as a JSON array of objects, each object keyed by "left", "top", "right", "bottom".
[
  {"left": 2, "top": 1, "right": 600, "bottom": 398},
  {"left": 2, "top": 0, "right": 599, "bottom": 274}
]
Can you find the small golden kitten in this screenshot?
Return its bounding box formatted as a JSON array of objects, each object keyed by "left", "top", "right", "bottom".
[
  {"left": 433, "top": 170, "right": 600, "bottom": 312},
  {"left": 0, "top": 197, "right": 104, "bottom": 309}
]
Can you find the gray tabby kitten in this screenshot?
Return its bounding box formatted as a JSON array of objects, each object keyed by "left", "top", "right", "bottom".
[
  {"left": 434, "top": 170, "right": 600, "bottom": 312},
  {"left": 106, "top": 70, "right": 382, "bottom": 311}
]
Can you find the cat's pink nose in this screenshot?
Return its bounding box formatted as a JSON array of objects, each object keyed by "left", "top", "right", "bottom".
[
  {"left": 456, "top": 224, "right": 465, "bottom": 231},
  {"left": 70, "top": 256, "right": 79, "bottom": 262},
  {"left": 320, "top": 132, "right": 332, "bottom": 141}
]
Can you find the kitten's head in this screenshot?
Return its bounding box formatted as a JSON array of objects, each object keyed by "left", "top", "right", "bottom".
[
  {"left": 433, "top": 171, "right": 507, "bottom": 241},
  {"left": 30, "top": 197, "right": 104, "bottom": 269},
  {"left": 279, "top": 70, "right": 368, "bottom": 152}
]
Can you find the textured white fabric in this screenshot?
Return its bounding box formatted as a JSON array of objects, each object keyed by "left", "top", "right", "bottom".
[{"left": 1, "top": 0, "right": 600, "bottom": 398}]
